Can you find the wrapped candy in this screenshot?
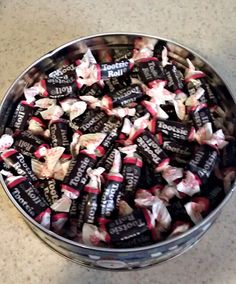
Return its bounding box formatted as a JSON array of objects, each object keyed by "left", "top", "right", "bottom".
[
  {"left": 6, "top": 175, "right": 51, "bottom": 228},
  {"left": 119, "top": 145, "right": 143, "bottom": 205},
  {"left": 185, "top": 59, "right": 218, "bottom": 106},
  {"left": 98, "top": 150, "right": 124, "bottom": 225},
  {"left": 77, "top": 167, "right": 105, "bottom": 231}
]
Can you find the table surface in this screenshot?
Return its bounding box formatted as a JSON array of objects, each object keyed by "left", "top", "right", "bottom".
[{"left": 0, "top": 1, "right": 236, "bottom": 283}]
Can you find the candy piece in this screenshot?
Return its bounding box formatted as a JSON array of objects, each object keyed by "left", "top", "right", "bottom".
[
  {"left": 59, "top": 99, "right": 87, "bottom": 122},
  {"left": 43, "top": 178, "right": 69, "bottom": 232},
  {"left": 76, "top": 133, "right": 107, "bottom": 156},
  {"left": 201, "top": 128, "right": 228, "bottom": 150},
  {"left": 162, "top": 165, "right": 183, "bottom": 185},
  {"left": 158, "top": 185, "right": 179, "bottom": 203},
  {"left": 185, "top": 87, "right": 205, "bottom": 108},
  {"left": 77, "top": 191, "right": 89, "bottom": 232},
  {"left": 83, "top": 208, "right": 156, "bottom": 247},
  {"left": 76, "top": 48, "right": 97, "bottom": 76},
  {"left": 149, "top": 118, "right": 195, "bottom": 142},
  {"left": 98, "top": 150, "right": 123, "bottom": 225},
  {"left": 69, "top": 101, "right": 87, "bottom": 122},
  {"left": 153, "top": 39, "right": 166, "bottom": 60},
  {"left": 1, "top": 149, "right": 38, "bottom": 183},
  {"left": 135, "top": 188, "right": 153, "bottom": 200},
  {"left": 59, "top": 97, "right": 79, "bottom": 113},
  {"left": 104, "top": 84, "right": 145, "bottom": 108},
  {"left": 95, "top": 126, "right": 120, "bottom": 157},
  {"left": 6, "top": 175, "right": 50, "bottom": 228},
  {"left": 109, "top": 46, "right": 134, "bottom": 62},
  {"left": 0, "top": 134, "right": 14, "bottom": 153},
  {"left": 49, "top": 119, "right": 71, "bottom": 153},
  {"left": 40, "top": 105, "right": 64, "bottom": 121},
  {"left": 133, "top": 57, "right": 165, "bottom": 84},
  {"left": 28, "top": 116, "right": 47, "bottom": 137},
  {"left": 9, "top": 101, "right": 34, "bottom": 131},
  {"left": 79, "top": 82, "right": 104, "bottom": 97},
  {"left": 132, "top": 129, "right": 169, "bottom": 172},
  {"left": 137, "top": 161, "right": 166, "bottom": 189},
  {"left": 193, "top": 122, "right": 212, "bottom": 145},
  {"left": 98, "top": 53, "right": 129, "bottom": 73},
  {"left": 0, "top": 156, "right": 15, "bottom": 174},
  {"left": 83, "top": 168, "right": 105, "bottom": 224},
  {"left": 119, "top": 145, "right": 143, "bottom": 205},
  {"left": 99, "top": 116, "right": 122, "bottom": 134},
  {"left": 146, "top": 80, "right": 184, "bottom": 109},
  {"left": 51, "top": 212, "right": 68, "bottom": 234},
  {"left": 32, "top": 106, "right": 47, "bottom": 121},
  {"left": 134, "top": 195, "right": 171, "bottom": 232},
  {"left": 166, "top": 200, "right": 193, "bottom": 225},
  {"left": 48, "top": 63, "right": 77, "bottom": 79},
  {"left": 118, "top": 200, "right": 134, "bottom": 216},
  {"left": 158, "top": 103, "right": 178, "bottom": 120},
  {"left": 162, "top": 47, "right": 184, "bottom": 92},
  {"left": 170, "top": 154, "right": 191, "bottom": 168},
  {"left": 77, "top": 167, "right": 105, "bottom": 231},
  {"left": 103, "top": 75, "right": 131, "bottom": 93},
  {"left": 24, "top": 86, "right": 40, "bottom": 104},
  {"left": 13, "top": 131, "right": 48, "bottom": 158},
  {"left": 70, "top": 132, "right": 81, "bottom": 156},
  {"left": 185, "top": 59, "right": 218, "bottom": 106},
  {"left": 61, "top": 150, "right": 97, "bottom": 198},
  {"left": 106, "top": 208, "right": 156, "bottom": 247},
  {"left": 194, "top": 174, "right": 226, "bottom": 209},
  {"left": 64, "top": 199, "right": 78, "bottom": 239},
  {"left": 39, "top": 178, "right": 61, "bottom": 207},
  {"left": 32, "top": 146, "right": 65, "bottom": 179},
  {"left": 145, "top": 81, "right": 187, "bottom": 120},
  {"left": 59, "top": 97, "right": 79, "bottom": 115},
  {"left": 147, "top": 184, "right": 164, "bottom": 198},
  {"left": 83, "top": 84, "right": 145, "bottom": 109},
  {"left": 76, "top": 44, "right": 156, "bottom": 88},
  {"left": 145, "top": 80, "right": 174, "bottom": 103},
  {"left": 70, "top": 108, "right": 108, "bottom": 133},
  {"left": 96, "top": 144, "right": 117, "bottom": 172},
  {"left": 168, "top": 221, "right": 191, "bottom": 238},
  {"left": 112, "top": 231, "right": 154, "bottom": 248},
  {"left": 35, "top": 98, "right": 57, "bottom": 109},
  {"left": 176, "top": 170, "right": 201, "bottom": 196},
  {"left": 171, "top": 90, "right": 187, "bottom": 120},
  {"left": 183, "top": 200, "right": 206, "bottom": 224},
  {"left": 53, "top": 154, "right": 71, "bottom": 181},
  {"left": 190, "top": 103, "right": 215, "bottom": 130},
  {"left": 82, "top": 224, "right": 109, "bottom": 246},
  {"left": 106, "top": 107, "right": 136, "bottom": 118},
  {"left": 130, "top": 104, "right": 149, "bottom": 122},
  {"left": 187, "top": 145, "right": 218, "bottom": 184},
  {"left": 41, "top": 75, "right": 77, "bottom": 99},
  {"left": 126, "top": 113, "right": 150, "bottom": 144},
  {"left": 141, "top": 100, "right": 169, "bottom": 120},
  {"left": 159, "top": 134, "right": 194, "bottom": 158},
  {"left": 118, "top": 118, "right": 133, "bottom": 141},
  {"left": 77, "top": 59, "right": 132, "bottom": 87},
  {"left": 133, "top": 37, "right": 156, "bottom": 56}
]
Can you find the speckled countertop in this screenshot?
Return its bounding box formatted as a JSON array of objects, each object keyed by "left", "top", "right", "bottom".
[{"left": 0, "top": 1, "right": 236, "bottom": 283}]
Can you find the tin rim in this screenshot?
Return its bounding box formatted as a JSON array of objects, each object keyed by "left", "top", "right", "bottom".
[{"left": 1, "top": 32, "right": 235, "bottom": 253}]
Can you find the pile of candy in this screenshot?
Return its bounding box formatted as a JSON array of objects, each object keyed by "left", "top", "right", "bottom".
[{"left": 0, "top": 37, "right": 235, "bottom": 248}]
